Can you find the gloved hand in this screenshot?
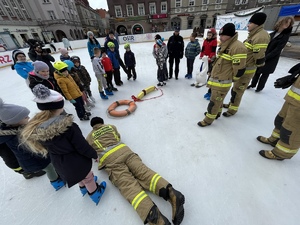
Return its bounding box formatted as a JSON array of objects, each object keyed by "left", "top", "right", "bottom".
[
  {"left": 274, "top": 74, "right": 298, "bottom": 89},
  {"left": 70, "top": 99, "right": 76, "bottom": 104}
]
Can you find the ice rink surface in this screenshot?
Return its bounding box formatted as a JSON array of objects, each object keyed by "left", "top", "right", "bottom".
[{"left": 1, "top": 39, "right": 300, "bottom": 225}]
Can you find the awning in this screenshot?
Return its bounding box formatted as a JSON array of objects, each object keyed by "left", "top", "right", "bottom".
[{"left": 279, "top": 4, "right": 300, "bottom": 17}]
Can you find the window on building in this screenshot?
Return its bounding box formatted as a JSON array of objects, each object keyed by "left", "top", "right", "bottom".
[
  {"left": 15, "top": 8, "right": 23, "bottom": 18},
  {"left": 202, "top": 0, "right": 209, "bottom": 4},
  {"left": 6, "top": 7, "right": 15, "bottom": 17},
  {"left": 0, "top": 6, "right": 6, "bottom": 16},
  {"left": 17, "top": 0, "right": 25, "bottom": 9},
  {"left": 48, "top": 11, "right": 57, "bottom": 19},
  {"left": 67, "top": 12, "right": 70, "bottom": 19},
  {"left": 161, "top": 1, "right": 167, "bottom": 13},
  {"left": 2, "top": 0, "right": 8, "bottom": 6},
  {"left": 115, "top": 5, "right": 122, "bottom": 17},
  {"left": 11, "top": 0, "right": 17, "bottom": 7},
  {"left": 149, "top": 2, "right": 156, "bottom": 15},
  {"left": 216, "top": 0, "right": 222, "bottom": 3},
  {"left": 43, "top": 0, "right": 50, "bottom": 3},
  {"left": 189, "top": 0, "right": 195, "bottom": 6},
  {"left": 22, "top": 9, "right": 30, "bottom": 18},
  {"left": 175, "top": 0, "right": 181, "bottom": 7},
  {"left": 138, "top": 3, "right": 145, "bottom": 15},
  {"left": 127, "top": 4, "right": 134, "bottom": 16},
  {"left": 235, "top": 0, "right": 240, "bottom": 5},
  {"left": 241, "top": 0, "right": 248, "bottom": 4},
  {"left": 62, "top": 11, "right": 65, "bottom": 18}
]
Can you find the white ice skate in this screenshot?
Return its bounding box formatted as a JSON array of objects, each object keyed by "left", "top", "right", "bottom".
[{"left": 191, "top": 56, "right": 209, "bottom": 88}]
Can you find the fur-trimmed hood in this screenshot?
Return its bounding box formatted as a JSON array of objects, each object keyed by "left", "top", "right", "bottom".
[
  {"left": 0, "top": 125, "right": 20, "bottom": 136},
  {"left": 29, "top": 114, "right": 73, "bottom": 142}
]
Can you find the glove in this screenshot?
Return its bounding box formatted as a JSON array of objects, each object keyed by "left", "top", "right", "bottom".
[
  {"left": 274, "top": 74, "right": 298, "bottom": 89},
  {"left": 70, "top": 99, "right": 76, "bottom": 104}
]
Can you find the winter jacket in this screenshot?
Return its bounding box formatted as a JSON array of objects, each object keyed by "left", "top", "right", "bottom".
[
  {"left": 107, "top": 50, "right": 120, "bottom": 69},
  {"left": 60, "top": 55, "right": 71, "bottom": 61},
  {"left": 87, "top": 38, "right": 101, "bottom": 58},
  {"left": 28, "top": 72, "right": 55, "bottom": 90},
  {"left": 152, "top": 43, "right": 168, "bottom": 60},
  {"left": 62, "top": 38, "right": 71, "bottom": 48},
  {"left": 153, "top": 44, "right": 168, "bottom": 70},
  {"left": 200, "top": 38, "right": 218, "bottom": 60},
  {"left": 28, "top": 115, "right": 97, "bottom": 187},
  {"left": 208, "top": 33, "right": 247, "bottom": 91},
  {"left": 69, "top": 70, "right": 84, "bottom": 91},
  {"left": 284, "top": 63, "right": 300, "bottom": 107},
  {"left": 104, "top": 38, "right": 120, "bottom": 57},
  {"left": 185, "top": 39, "right": 201, "bottom": 59},
  {"left": 28, "top": 48, "right": 37, "bottom": 62},
  {"left": 54, "top": 71, "right": 82, "bottom": 100},
  {"left": 167, "top": 34, "right": 184, "bottom": 58},
  {"left": 244, "top": 25, "right": 270, "bottom": 68},
  {"left": 101, "top": 56, "right": 113, "bottom": 72},
  {"left": 0, "top": 124, "right": 50, "bottom": 172},
  {"left": 92, "top": 56, "right": 106, "bottom": 79},
  {"left": 14, "top": 62, "right": 34, "bottom": 79},
  {"left": 124, "top": 51, "right": 136, "bottom": 67},
  {"left": 73, "top": 65, "right": 91, "bottom": 86},
  {"left": 259, "top": 27, "right": 292, "bottom": 74}
]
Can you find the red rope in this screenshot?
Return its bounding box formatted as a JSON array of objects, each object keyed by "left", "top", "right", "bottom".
[{"left": 131, "top": 87, "right": 163, "bottom": 102}]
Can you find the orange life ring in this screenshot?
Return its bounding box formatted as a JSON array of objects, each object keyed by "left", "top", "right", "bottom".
[{"left": 107, "top": 100, "right": 137, "bottom": 117}]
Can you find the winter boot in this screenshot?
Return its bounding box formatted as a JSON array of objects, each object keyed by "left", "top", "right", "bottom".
[
  {"left": 204, "top": 92, "right": 211, "bottom": 100},
  {"left": 80, "top": 114, "right": 90, "bottom": 121},
  {"left": 163, "top": 82, "right": 167, "bottom": 86},
  {"left": 100, "top": 92, "right": 108, "bottom": 100},
  {"left": 175, "top": 74, "right": 178, "bottom": 80},
  {"left": 222, "top": 111, "right": 234, "bottom": 117},
  {"left": 89, "top": 181, "right": 107, "bottom": 205},
  {"left": 50, "top": 177, "right": 65, "bottom": 191},
  {"left": 22, "top": 170, "right": 46, "bottom": 179},
  {"left": 187, "top": 74, "right": 192, "bottom": 79},
  {"left": 191, "top": 83, "right": 196, "bottom": 87},
  {"left": 89, "top": 96, "right": 96, "bottom": 103},
  {"left": 259, "top": 150, "right": 284, "bottom": 161},
  {"left": 105, "top": 88, "right": 114, "bottom": 96},
  {"left": 86, "top": 99, "right": 95, "bottom": 108},
  {"left": 184, "top": 74, "right": 189, "bottom": 78},
  {"left": 257, "top": 136, "right": 278, "bottom": 147},
  {"left": 247, "top": 85, "right": 255, "bottom": 89},
  {"left": 112, "top": 86, "right": 118, "bottom": 91},
  {"left": 84, "top": 104, "right": 91, "bottom": 112},
  {"left": 79, "top": 176, "right": 98, "bottom": 196},
  {"left": 197, "top": 120, "right": 211, "bottom": 127},
  {"left": 168, "top": 186, "right": 185, "bottom": 225},
  {"left": 127, "top": 74, "right": 132, "bottom": 80},
  {"left": 85, "top": 111, "right": 91, "bottom": 116},
  {"left": 157, "top": 82, "right": 164, "bottom": 87},
  {"left": 145, "top": 205, "right": 171, "bottom": 225}
]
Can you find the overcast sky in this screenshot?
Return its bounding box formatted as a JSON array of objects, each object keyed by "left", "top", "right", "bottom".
[{"left": 89, "top": 0, "right": 108, "bottom": 10}]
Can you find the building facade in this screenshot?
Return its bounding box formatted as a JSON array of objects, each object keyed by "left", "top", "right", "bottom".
[{"left": 107, "top": 0, "right": 171, "bottom": 34}]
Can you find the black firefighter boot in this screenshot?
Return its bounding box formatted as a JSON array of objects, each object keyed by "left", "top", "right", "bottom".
[
  {"left": 145, "top": 205, "right": 171, "bottom": 225},
  {"left": 257, "top": 136, "right": 278, "bottom": 147}
]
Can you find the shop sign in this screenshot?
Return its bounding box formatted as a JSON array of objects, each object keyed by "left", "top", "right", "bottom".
[
  {"left": 151, "top": 14, "right": 168, "bottom": 19},
  {"left": 122, "top": 35, "right": 135, "bottom": 42},
  {"left": 177, "top": 13, "right": 190, "bottom": 17},
  {"left": 127, "top": 16, "right": 146, "bottom": 21}
]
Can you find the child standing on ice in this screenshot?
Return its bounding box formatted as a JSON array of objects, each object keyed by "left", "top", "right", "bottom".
[
  {"left": 20, "top": 86, "right": 106, "bottom": 205},
  {"left": 124, "top": 43, "right": 137, "bottom": 80},
  {"left": 153, "top": 38, "right": 168, "bottom": 86},
  {"left": 184, "top": 33, "right": 201, "bottom": 79}
]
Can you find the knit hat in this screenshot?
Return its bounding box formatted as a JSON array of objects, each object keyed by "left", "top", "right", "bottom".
[
  {"left": 249, "top": 12, "right": 267, "bottom": 26},
  {"left": 32, "top": 61, "right": 49, "bottom": 74},
  {"left": 174, "top": 26, "right": 180, "bottom": 32},
  {"left": 60, "top": 48, "right": 68, "bottom": 55},
  {"left": 207, "top": 28, "right": 217, "bottom": 35},
  {"left": 154, "top": 34, "right": 161, "bottom": 40},
  {"left": 87, "top": 31, "right": 94, "bottom": 37},
  {"left": 156, "top": 39, "right": 163, "bottom": 46},
  {"left": 64, "top": 60, "right": 74, "bottom": 71},
  {"left": 32, "top": 84, "right": 64, "bottom": 110},
  {"left": 0, "top": 98, "right": 30, "bottom": 125},
  {"left": 12, "top": 50, "right": 25, "bottom": 63},
  {"left": 90, "top": 117, "right": 104, "bottom": 127},
  {"left": 219, "top": 23, "right": 236, "bottom": 37}
]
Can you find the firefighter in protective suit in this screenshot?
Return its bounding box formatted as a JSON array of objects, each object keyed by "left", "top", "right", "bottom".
[
  {"left": 223, "top": 13, "right": 270, "bottom": 116},
  {"left": 258, "top": 63, "right": 300, "bottom": 160},
  {"left": 198, "top": 23, "right": 247, "bottom": 127},
  {"left": 86, "top": 117, "right": 185, "bottom": 225}
]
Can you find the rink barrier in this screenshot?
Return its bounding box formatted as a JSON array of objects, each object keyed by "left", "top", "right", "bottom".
[{"left": 0, "top": 29, "right": 250, "bottom": 68}]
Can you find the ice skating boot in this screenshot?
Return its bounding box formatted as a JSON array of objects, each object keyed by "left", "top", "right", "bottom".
[
  {"left": 89, "top": 181, "right": 107, "bottom": 205},
  {"left": 22, "top": 170, "right": 46, "bottom": 179},
  {"left": 168, "top": 186, "right": 185, "bottom": 225},
  {"left": 50, "top": 177, "right": 65, "bottom": 191},
  {"left": 157, "top": 82, "right": 164, "bottom": 87},
  {"left": 259, "top": 150, "right": 284, "bottom": 161},
  {"left": 84, "top": 104, "right": 91, "bottom": 112},
  {"left": 145, "top": 205, "right": 171, "bottom": 225},
  {"left": 79, "top": 176, "right": 98, "bottom": 196},
  {"left": 86, "top": 99, "right": 95, "bottom": 108},
  {"left": 257, "top": 136, "right": 278, "bottom": 147},
  {"left": 105, "top": 88, "right": 114, "bottom": 96},
  {"left": 89, "top": 95, "right": 96, "bottom": 103},
  {"left": 100, "top": 92, "right": 108, "bottom": 100},
  {"left": 204, "top": 92, "right": 211, "bottom": 100}
]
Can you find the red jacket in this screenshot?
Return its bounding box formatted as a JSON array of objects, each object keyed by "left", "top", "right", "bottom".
[
  {"left": 101, "top": 56, "right": 113, "bottom": 72},
  {"left": 200, "top": 38, "right": 217, "bottom": 60}
]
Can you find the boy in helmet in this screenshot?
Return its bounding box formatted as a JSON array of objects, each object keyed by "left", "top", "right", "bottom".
[
  {"left": 107, "top": 42, "right": 123, "bottom": 86},
  {"left": 124, "top": 43, "right": 137, "bottom": 80}
]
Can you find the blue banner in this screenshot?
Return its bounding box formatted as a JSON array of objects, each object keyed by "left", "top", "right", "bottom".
[{"left": 279, "top": 4, "right": 300, "bottom": 17}]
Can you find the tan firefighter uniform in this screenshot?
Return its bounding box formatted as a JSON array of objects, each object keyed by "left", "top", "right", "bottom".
[
  {"left": 86, "top": 123, "right": 185, "bottom": 224},
  {"left": 224, "top": 25, "right": 270, "bottom": 116},
  {"left": 199, "top": 32, "right": 247, "bottom": 126},
  {"left": 259, "top": 65, "right": 300, "bottom": 159}
]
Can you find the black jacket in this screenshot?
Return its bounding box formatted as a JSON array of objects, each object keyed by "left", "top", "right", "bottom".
[
  {"left": 30, "top": 115, "right": 98, "bottom": 187},
  {"left": 167, "top": 34, "right": 184, "bottom": 58},
  {"left": 28, "top": 73, "right": 56, "bottom": 91},
  {"left": 259, "top": 27, "right": 292, "bottom": 74}
]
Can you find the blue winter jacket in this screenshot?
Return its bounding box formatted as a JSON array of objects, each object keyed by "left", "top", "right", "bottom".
[
  {"left": 185, "top": 39, "right": 201, "bottom": 59},
  {"left": 124, "top": 51, "right": 136, "bottom": 67},
  {"left": 107, "top": 50, "right": 120, "bottom": 69},
  {"left": 104, "top": 38, "right": 120, "bottom": 57},
  {"left": 0, "top": 125, "right": 50, "bottom": 172},
  {"left": 14, "top": 62, "right": 34, "bottom": 79},
  {"left": 87, "top": 38, "right": 101, "bottom": 58}
]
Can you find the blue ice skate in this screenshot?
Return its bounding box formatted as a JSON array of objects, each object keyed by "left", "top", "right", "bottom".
[
  {"left": 79, "top": 176, "right": 98, "bottom": 196},
  {"left": 89, "top": 181, "right": 107, "bottom": 205}
]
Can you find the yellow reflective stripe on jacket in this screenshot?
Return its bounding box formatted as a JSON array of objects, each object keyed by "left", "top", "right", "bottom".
[
  {"left": 207, "top": 80, "right": 232, "bottom": 88},
  {"left": 287, "top": 89, "right": 300, "bottom": 101},
  {"left": 291, "top": 86, "right": 300, "bottom": 95},
  {"left": 272, "top": 131, "right": 280, "bottom": 139},
  {"left": 150, "top": 174, "right": 161, "bottom": 193},
  {"left": 99, "top": 143, "right": 126, "bottom": 166},
  {"left": 253, "top": 44, "right": 268, "bottom": 49},
  {"left": 276, "top": 143, "right": 299, "bottom": 154},
  {"left": 244, "top": 42, "right": 253, "bottom": 49},
  {"left": 232, "top": 54, "right": 247, "bottom": 59},
  {"left": 132, "top": 191, "right": 148, "bottom": 210},
  {"left": 229, "top": 105, "right": 238, "bottom": 111},
  {"left": 94, "top": 140, "right": 103, "bottom": 149},
  {"left": 219, "top": 53, "right": 232, "bottom": 61}
]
